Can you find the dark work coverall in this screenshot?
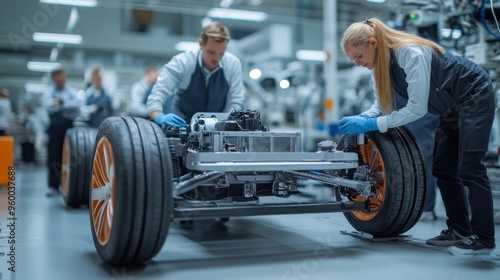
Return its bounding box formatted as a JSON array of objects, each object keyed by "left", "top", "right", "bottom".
[
  {"left": 46, "top": 91, "right": 79, "bottom": 190},
  {"left": 391, "top": 50, "right": 496, "bottom": 243}
]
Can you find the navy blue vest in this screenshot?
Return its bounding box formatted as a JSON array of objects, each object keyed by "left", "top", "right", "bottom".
[
  {"left": 389, "top": 50, "right": 491, "bottom": 115},
  {"left": 173, "top": 55, "right": 229, "bottom": 122}
]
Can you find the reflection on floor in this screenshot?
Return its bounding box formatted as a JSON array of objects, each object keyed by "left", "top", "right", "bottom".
[{"left": 1, "top": 166, "right": 499, "bottom": 280}]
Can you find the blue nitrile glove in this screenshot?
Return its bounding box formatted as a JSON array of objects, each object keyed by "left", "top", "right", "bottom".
[
  {"left": 338, "top": 115, "right": 378, "bottom": 135},
  {"left": 154, "top": 113, "right": 187, "bottom": 127},
  {"left": 358, "top": 113, "right": 370, "bottom": 118}
]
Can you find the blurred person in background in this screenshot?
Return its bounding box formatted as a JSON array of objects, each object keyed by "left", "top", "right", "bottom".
[
  {"left": 128, "top": 65, "right": 166, "bottom": 118},
  {"left": 0, "top": 88, "right": 12, "bottom": 136},
  {"left": 17, "top": 105, "right": 42, "bottom": 168},
  {"left": 83, "top": 67, "right": 113, "bottom": 128},
  {"left": 147, "top": 21, "right": 245, "bottom": 127},
  {"left": 43, "top": 68, "right": 81, "bottom": 196}
]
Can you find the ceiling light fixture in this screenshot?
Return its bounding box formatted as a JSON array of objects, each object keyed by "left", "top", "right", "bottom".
[
  {"left": 33, "top": 32, "right": 82, "bottom": 44},
  {"left": 27, "top": 61, "right": 62, "bottom": 72},
  {"left": 40, "top": 0, "right": 98, "bottom": 7},
  {"left": 296, "top": 50, "right": 327, "bottom": 62},
  {"left": 67, "top": 8, "right": 79, "bottom": 31},
  {"left": 207, "top": 8, "right": 268, "bottom": 22},
  {"left": 365, "top": 0, "right": 386, "bottom": 3}
]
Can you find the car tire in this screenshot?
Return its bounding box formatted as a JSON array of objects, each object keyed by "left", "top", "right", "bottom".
[
  {"left": 61, "top": 127, "right": 97, "bottom": 208},
  {"left": 90, "top": 117, "right": 173, "bottom": 265},
  {"left": 338, "top": 128, "right": 426, "bottom": 237}
]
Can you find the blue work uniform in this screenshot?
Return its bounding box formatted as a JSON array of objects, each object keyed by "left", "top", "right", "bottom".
[{"left": 85, "top": 87, "right": 113, "bottom": 128}]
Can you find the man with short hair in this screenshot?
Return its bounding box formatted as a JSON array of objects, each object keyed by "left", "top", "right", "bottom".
[{"left": 147, "top": 21, "right": 245, "bottom": 126}]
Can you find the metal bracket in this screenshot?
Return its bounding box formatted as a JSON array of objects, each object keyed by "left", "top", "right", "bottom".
[{"left": 340, "top": 230, "right": 412, "bottom": 243}]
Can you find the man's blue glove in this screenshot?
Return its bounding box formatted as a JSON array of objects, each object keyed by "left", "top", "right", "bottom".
[
  {"left": 358, "top": 113, "right": 370, "bottom": 118},
  {"left": 338, "top": 116, "right": 378, "bottom": 135},
  {"left": 154, "top": 113, "right": 187, "bottom": 127}
]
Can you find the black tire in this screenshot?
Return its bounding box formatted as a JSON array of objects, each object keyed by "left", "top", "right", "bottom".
[
  {"left": 61, "top": 127, "right": 98, "bottom": 208},
  {"left": 90, "top": 117, "right": 173, "bottom": 265},
  {"left": 392, "top": 126, "right": 427, "bottom": 233},
  {"left": 338, "top": 128, "right": 426, "bottom": 237}
]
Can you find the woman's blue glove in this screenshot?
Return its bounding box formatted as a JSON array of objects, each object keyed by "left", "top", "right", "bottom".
[
  {"left": 154, "top": 113, "right": 187, "bottom": 127},
  {"left": 338, "top": 116, "right": 378, "bottom": 135}
]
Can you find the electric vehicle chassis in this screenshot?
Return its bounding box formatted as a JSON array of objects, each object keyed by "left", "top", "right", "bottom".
[{"left": 61, "top": 110, "right": 426, "bottom": 265}]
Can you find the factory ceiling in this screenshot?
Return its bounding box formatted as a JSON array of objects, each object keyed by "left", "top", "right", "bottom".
[{"left": 0, "top": 0, "right": 392, "bottom": 107}]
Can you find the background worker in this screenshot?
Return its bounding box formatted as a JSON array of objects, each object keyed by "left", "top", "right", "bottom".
[
  {"left": 83, "top": 67, "right": 113, "bottom": 128},
  {"left": 43, "top": 68, "right": 80, "bottom": 196},
  {"left": 338, "top": 18, "right": 496, "bottom": 257},
  {"left": 147, "top": 21, "right": 245, "bottom": 127},
  {"left": 128, "top": 65, "right": 162, "bottom": 118},
  {"left": 17, "top": 105, "right": 42, "bottom": 168},
  {"left": 0, "top": 88, "right": 12, "bottom": 136}
]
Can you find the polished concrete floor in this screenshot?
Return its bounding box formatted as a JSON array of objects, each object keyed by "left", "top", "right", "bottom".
[{"left": 1, "top": 165, "right": 500, "bottom": 280}]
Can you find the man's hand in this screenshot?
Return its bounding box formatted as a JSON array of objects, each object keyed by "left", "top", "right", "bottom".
[
  {"left": 154, "top": 113, "right": 186, "bottom": 127},
  {"left": 338, "top": 115, "right": 378, "bottom": 135},
  {"left": 53, "top": 98, "right": 62, "bottom": 106}
]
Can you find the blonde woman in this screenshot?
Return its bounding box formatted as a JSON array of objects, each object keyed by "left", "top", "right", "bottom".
[{"left": 338, "top": 18, "right": 495, "bottom": 257}]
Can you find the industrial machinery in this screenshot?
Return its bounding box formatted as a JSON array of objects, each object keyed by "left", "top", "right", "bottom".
[{"left": 62, "top": 110, "right": 426, "bottom": 265}]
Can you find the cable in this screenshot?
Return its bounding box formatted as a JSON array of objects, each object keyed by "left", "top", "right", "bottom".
[
  {"left": 490, "top": 0, "right": 500, "bottom": 33},
  {"left": 480, "top": 0, "right": 500, "bottom": 39}
]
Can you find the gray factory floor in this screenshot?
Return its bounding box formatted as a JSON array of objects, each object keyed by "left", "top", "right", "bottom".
[{"left": 2, "top": 166, "right": 500, "bottom": 280}]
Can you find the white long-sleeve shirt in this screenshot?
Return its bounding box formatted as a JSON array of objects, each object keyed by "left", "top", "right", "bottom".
[{"left": 363, "top": 45, "right": 433, "bottom": 133}]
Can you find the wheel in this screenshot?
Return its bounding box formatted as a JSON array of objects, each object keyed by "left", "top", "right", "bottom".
[
  {"left": 391, "top": 126, "right": 427, "bottom": 233},
  {"left": 61, "top": 127, "right": 98, "bottom": 208},
  {"left": 338, "top": 128, "right": 426, "bottom": 237},
  {"left": 90, "top": 117, "right": 173, "bottom": 265}
]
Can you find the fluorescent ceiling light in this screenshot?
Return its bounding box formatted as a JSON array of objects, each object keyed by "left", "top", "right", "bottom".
[
  {"left": 366, "top": 0, "right": 386, "bottom": 3},
  {"left": 33, "top": 32, "right": 82, "bottom": 44},
  {"left": 50, "top": 47, "right": 59, "bottom": 61},
  {"left": 67, "top": 8, "right": 79, "bottom": 31},
  {"left": 40, "top": 0, "right": 98, "bottom": 7},
  {"left": 175, "top": 41, "right": 199, "bottom": 52},
  {"left": 207, "top": 8, "right": 268, "bottom": 21},
  {"left": 27, "top": 61, "right": 62, "bottom": 72},
  {"left": 296, "top": 50, "right": 327, "bottom": 62}
]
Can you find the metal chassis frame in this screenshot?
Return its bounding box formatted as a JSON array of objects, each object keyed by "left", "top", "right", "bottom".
[{"left": 172, "top": 150, "right": 372, "bottom": 218}]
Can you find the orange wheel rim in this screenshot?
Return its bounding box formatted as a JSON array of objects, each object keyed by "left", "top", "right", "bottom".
[
  {"left": 61, "top": 137, "right": 70, "bottom": 197},
  {"left": 351, "top": 138, "right": 386, "bottom": 221},
  {"left": 91, "top": 136, "right": 115, "bottom": 245}
]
